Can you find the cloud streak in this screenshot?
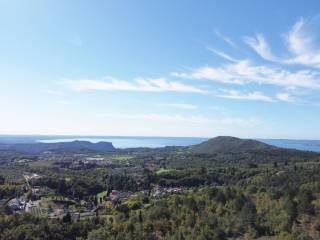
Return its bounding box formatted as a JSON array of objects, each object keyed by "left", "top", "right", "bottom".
[
  {"left": 64, "top": 77, "right": 207, "bottom": 94},
  {"left": 244, "top": 34, "right": 279, "bottom": 62},
  {"left": 276, "top": 92, "right": 294, "bottom": 102},
  {"left": 284, "top": 18, "right": 320, "bottom": 68},
  {"left": 218, "top": 89, "right": 274, "bottom": 102},
  {"left": 64, "top": 18, "right": 320, "bottom": 106},
  {"left": 173, "top": 60, "right": 320, "bottom": 89},
  {"left": 245, "top": 18, "right": 320, "bottom": 69},
  {"left": 214, "top": 29, "right": 237, "bottom": 48},
  {"left": 207, "top": 47, "right": 239, "bottom": 62}
]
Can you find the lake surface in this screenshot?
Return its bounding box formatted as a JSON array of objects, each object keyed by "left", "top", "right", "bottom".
[
  {"left": 36, "top": 136, "right": 320, "bottom": 152},
  {"left": 38, "top": 136, "right": 208, "bottom": 148},
  {"left": 259, "top": 139, "right": 320, "bottom": 153}
]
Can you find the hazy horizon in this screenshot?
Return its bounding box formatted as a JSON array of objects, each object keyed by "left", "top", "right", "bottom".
[{"left": 1, "top": 133, "right": 320, "bottom": 141}]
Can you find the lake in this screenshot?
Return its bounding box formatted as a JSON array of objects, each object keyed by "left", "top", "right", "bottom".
[
  {"left": 36, "top": 136, "right": 320, "bottom": 152},
  {"left": 1, "top": 135, "right": 319, "bottom": 152}
]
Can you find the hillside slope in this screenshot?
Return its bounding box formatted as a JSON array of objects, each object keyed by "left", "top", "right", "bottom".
[
  {"left": 0, "top": 140, "right": 115, "bottom": 154},
  {"left": 192, "top": 136, "right": 275, "bottom": 154}
]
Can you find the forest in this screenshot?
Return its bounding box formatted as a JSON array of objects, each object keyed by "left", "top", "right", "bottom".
[{"left": 0, "top": 137, "right": 320, "bottom": 239}]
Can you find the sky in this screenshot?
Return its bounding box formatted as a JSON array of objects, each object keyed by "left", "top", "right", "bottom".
[{"left": 1, "top": 0, "right": 320, "bottom": 139}]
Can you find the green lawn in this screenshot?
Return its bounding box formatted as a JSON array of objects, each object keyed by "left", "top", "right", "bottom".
[
  {"left": 111, "top": 155, "right": 134, "bottom": 161},
  {"left": 97, "top": 191, "right": 107, "bottom": 199},
  {"left": 156, "top": 168, "right": 174, "bottom": 175}
]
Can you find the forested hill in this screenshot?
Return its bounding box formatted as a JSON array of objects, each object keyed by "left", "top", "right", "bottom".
[
  {"left": 191, "top": 136, "right": 275, "bottom": 154},
  {"left": 163, "top": 136, "right": 320, "bottom": 167},
  {"left": 0, "top": 140, "right": 115, "bottom": 154}
]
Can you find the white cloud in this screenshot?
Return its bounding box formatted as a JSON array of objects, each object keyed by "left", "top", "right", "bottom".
[
  {"left": 159, "top": 103, "right": 197, "bottom": 110},
  {"left": 218, "top": 89, "right": 274, "bottom": 102},
  {"left": 284, "top": 18, "right": 320, "bottom": 68},
  {"left": 173, "top": 60, "right": 320, "bottom": 89},
  {"left": 244, "top": 34, "right": 279, "bottom": 62},
  {"left": 173, "top": 20, "right": 320, "bottom": 104},
  {"left": 214, "top": 29, "right": 237, "bottom": 48},
  {"left": 173, "top": 64, "right": 244, "bottom": 84},
  {"left": 64, "top": 77, "right": 207, "bottom": 94},
  {"left": 285, "top": 19, "right": 310, "bottom": 56},
  {"left": 244, "top": 18, "right": 320, "bottom": 68},
  {"left": 207, "top": 47, "right": 239, "bottom": 62},
  {"left": 276, "top": 92, "right": 294, "bottom": 102}
]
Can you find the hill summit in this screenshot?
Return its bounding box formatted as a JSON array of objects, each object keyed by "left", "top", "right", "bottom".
[{"left": 192, "top": 136, "right": 274, "bottom": 154}]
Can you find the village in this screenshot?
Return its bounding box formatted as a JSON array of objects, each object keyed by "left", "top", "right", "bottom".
[{"left": 3, "top": 172, "right": 184, "bottom": 221}]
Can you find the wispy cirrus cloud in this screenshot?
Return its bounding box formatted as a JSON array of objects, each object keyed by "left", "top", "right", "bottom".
[
  {"left": 214, "top": 29, "right": 237, "bottom": 48},
  {"left": 172, "top": 60, "right": 320, "bottom": 89},
  {"left": 171, "top": 18, "right": 320, "bottom": 105},
  {"left": 64, "top": 77, "right": 207, "bottom": 94},
  {"left": 172, "top": 64, "right": 244, "bottom": 84},
  {"left": 64, "top": 18, "right": 320, "bottom": 106},
  {"left": 218, "top": 89, "right": 274, "bottom": 102},
  {"left": 245, "top": 18, "right": 320, "bottom": 69},
  {"left": 244, "top": 34, "right": 279, "bottom": 62},
  {"left": 284, "top": 18, "right": 320, "bottom": 68},
  {"left": 207, "top": 47, "right": 239, "bottom": 62}
]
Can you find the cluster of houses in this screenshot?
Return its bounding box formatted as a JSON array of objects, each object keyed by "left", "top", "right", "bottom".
[
  {"left": 7, "top": 196, "right": 45, "bottom": 215},
  {"left": 4, "top": 173, "right": 50, "bottom": 215},
  {"left": 104, "top": 186, "right": 183, "bottom": 204},
  {"left": 23, "top": 173, "right": 41, "bottom": 185},
  {"left": 2, "top": 170, "right": 185, "bottom": 219},
  {"left": 68, "top": 159, "right": 114, "bottom": 169},
  {"left": 7, "top": 198, "right": 24, "bottom": 213},
  {"left": 106, "top": 190, "right": 131, "bottom": 205},
  {"left": 152, "top": 186, "right": 183, "bottom": 197},
  {"left": 25, "top": 200, "right": 42, "bottom": 213}
]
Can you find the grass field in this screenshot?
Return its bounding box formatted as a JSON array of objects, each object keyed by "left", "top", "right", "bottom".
[
  {"left": 28, "top": 160, "right": 55, "bottom": 168},
  {"left": 30, "top": 207, "right": 43, "bottom": 217},
  {"left": 156, "top": 168, "right": 174, "bottom": 175}
]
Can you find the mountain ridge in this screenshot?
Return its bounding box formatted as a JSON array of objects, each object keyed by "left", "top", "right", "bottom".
[{"left": 0, "top": 140, "right": 115, "bottom": 154}]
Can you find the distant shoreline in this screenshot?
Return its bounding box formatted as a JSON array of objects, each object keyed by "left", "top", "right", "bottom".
[{"left": 0, "top": 135, "right": 319, "bottom": 152}]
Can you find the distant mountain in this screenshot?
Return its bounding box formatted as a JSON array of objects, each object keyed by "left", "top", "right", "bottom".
[
  {"left": 192, "top": 136, "right": 275, "bottom": 154},
  {"left": 178, "top": 136, "right": 320, "bottom": 167},
  {"left": 0, "top": 140, "right": 115, "bottom": 154},
  {"left": 192, "top": 136, "right": 276, "bottom": 154}
]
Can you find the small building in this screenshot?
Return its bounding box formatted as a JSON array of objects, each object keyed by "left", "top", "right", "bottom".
[
  {"left": 7, "top": 198, "right": 22, "bottom": 211},
  {"left": 152, "top": 186, "right": 183, "bottom": 197},
  {"left": 109, "top": 190, "right": 130, "bottom": 205},
  {"left": 25, "top": 200, "right": 40, "bottom": 213}
]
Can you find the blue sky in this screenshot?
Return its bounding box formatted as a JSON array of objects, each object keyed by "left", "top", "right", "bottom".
[{"left": 1, "top": 0, "right": 320, "bottom": 138}]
